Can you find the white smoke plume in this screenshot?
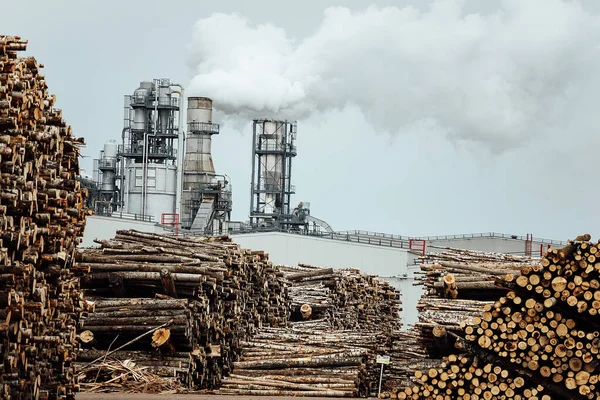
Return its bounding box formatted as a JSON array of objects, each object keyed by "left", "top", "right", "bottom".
[{"left": 187, "top": 0, "right": 600, "bottom": 151}]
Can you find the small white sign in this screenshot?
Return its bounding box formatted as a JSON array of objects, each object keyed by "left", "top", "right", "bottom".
[{"left": 376, "top": 355, "right": 391, "bottom": 365}]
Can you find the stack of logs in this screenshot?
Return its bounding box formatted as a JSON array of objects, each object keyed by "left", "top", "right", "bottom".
[
  {"left": 397, "top": 235, "right": 600, "bottom": 399},
  {"left": 382, "top": 247, "right": 536, "bottom": 392},
  {"left": 74, "top": 230, "right": 289, "bottom": 391},
  {"left": 414, "top": 248, "right": 536, "bottom": 358},
  {"left": 214, "top": 264, "right": 403, "bottom": 397},
  {"left": 0, "top": 36, "right": 89, "bottom": 399}
]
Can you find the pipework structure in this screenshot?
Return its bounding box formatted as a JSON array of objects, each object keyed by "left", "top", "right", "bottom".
[
  {"left": 92, "top": 79, "right": 184, "bottom": 222},
  {"left": 181, "top": 97, "right": 232, "bottom": 233},
  {"left": 249, "top": 119, "right": 297, "bottom": 228}
]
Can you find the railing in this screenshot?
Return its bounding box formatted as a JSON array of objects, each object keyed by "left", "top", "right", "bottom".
[
  {"left": 93, "top": 210, "right": 154, "bottom": 223},
  {"left": 119, "top": 144, "right": 175, "bottom": 157},
  {"left": 160, "top": 213, "right": 179, "bottom": 236},
  {"left": 414, "top": 232, "right": 567, "bottom": 246},
  {"left": 97, "top": 158, "right": 117, "bottom": 170},
  {"left": 188, "top": 122, "right": 220, "bottom": 134},
  {"left": 256, "top": 144, "right": 297, "bottom": 153},
  {"left": 337, "top": 230, "right": 413, "bottom": 241},
  {"left": 254, "top": 184, "right": 296, "bottom": 193},
  {"left": 228, "top": 227, "right": 413, "bottom": 250},
  {"left": 130, "top": 96, "right": 179, "bottom": 108}
]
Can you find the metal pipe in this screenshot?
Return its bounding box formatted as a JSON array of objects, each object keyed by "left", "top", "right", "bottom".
[
  {"left": 249, "top": 120, "right": 257, "bottom": 225},
  {"left": 120, "top": 127, "right": 129, "bottom": 212},
  {"left": 168, "top": 84, "right": 184, "bottom": 218}
]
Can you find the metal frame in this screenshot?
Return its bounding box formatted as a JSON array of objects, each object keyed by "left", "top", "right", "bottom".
[{"left": 249, "top": 119, "right": 297, "bottom": 226}]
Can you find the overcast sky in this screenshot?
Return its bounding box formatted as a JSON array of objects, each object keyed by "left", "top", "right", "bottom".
[{"left": 3, "top": 0, "right": 600, "bottom": 241}]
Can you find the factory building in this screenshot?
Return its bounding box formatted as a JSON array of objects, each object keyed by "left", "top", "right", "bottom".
[
  {"left": 80, "top": 77, "right": 567, "bottom": 327},
  {"left": 85, "top": 79, "right": 231, "bottom": 234}
]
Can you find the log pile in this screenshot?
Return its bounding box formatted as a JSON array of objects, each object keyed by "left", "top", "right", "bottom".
[
  {"left": 413, "top": 248, "right": 537, "bottom": 358},
  {"left": 213, "top": 264, "right": 403, "bottom": 397},
  {"left": 280, "top": 263, "right": 403, "bottom": 330},
  {"left": 398, "top": 234, "right": 600, "bottom": 399},
  {"left": 0, "top": 35, "right": 89, "bottom": 399},
  {"left": 375, "top": 247, "right": 538, "bottom": 396},
  {"left": 216, "top": 328, "right": 376, "bottom": 397},
  {"left": 75, "top": 230, "right": 289, "bottom": 391}
]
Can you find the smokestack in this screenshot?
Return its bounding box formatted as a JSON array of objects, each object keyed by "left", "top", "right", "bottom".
[{"left": 181, "top": 97, "right": 220, "bottom": 227}]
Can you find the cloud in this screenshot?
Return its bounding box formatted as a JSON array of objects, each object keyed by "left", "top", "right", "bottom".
[{"left": 187, "top": 0, "right": 600, "bottom": 152}]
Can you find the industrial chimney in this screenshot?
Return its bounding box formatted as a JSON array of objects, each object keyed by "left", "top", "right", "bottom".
[{"left": 181, "top": 97, "right": 232, "bottom": 233}]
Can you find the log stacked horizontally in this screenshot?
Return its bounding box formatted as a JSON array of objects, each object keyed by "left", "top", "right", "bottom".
[
  {"left": 399, "top": 235, "right": 600, "bottom": 399},
  {"left": 381, "top": 247, "right": 537, "bottom": 392},
  {"left": 0, "top": 36, "right": 89, "bottom": 399},
  {"left": 214, "top": 264, "right": 403, "bottom": 397},
  {"left": 75, "top": 230, "right": 289, "bottom": 392}
]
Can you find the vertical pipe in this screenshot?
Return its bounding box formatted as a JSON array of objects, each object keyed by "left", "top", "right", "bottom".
[
  {"left": 287, "top": 129, "right": 293, "bottom": 217},
  {"left": 280, "top": 121, "right": 288, "bottom": 218},
  {"left": 249, "top": 120, "right": 257, "bottom": 225},
  {"left": 167, "top": 85, "right": 184, "bottom": 219},
  {"left": 120, "top": 127, "right": 129, "bottom": 212}
]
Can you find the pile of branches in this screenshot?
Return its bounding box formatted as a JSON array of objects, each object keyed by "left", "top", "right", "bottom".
[
  {"left": 76, "top": 358, "right": 181, "bottom": 395},
  {"left": 74, "top": 230, "right": 289, "bottom": 391},
  {"left": 0, "top": 36, "right": 89, "bottom": 399},
  {"left": 397, "top": 234, "right": 600, "bottom": 399}
]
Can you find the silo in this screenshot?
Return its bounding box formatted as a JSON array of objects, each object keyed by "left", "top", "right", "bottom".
[{"left": 125, "top": 162, "right": 177, "bottom": 221}]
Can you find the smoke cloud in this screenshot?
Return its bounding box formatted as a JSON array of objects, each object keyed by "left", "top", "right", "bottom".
[{"left": 187, "top": 1, "right": 600, "bottom": 151}]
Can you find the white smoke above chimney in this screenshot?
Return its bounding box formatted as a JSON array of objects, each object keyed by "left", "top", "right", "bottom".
[{"left": 186, "top": 0, "right": 600, "bottom": 152}]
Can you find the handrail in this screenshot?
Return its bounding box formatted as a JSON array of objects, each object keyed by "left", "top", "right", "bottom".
[
  {"left": 228, "top": 228, "right": 413, "bottom": 250},
  {"left": 335, "top": 230, "right": 566, "bottom": 246},
  {"left": 413, "top": 232, "right": 567, "bottom": 246}
]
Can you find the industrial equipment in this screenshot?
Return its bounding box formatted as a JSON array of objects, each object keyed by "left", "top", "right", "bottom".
[
  {"left": 249, "top": 119, "right": 297, "bottom": 228},
  {"left": 290, "top": 202, "right": 333, "bottom": 233},
  {"left": 181, "top": 97, "right": 232, "bottom": 233},
  {"left": 88, "top": 80, "right": 232, "bottom": 233},
  {"left": 90, "top": 79, "right": 182, "bottom": 222}
]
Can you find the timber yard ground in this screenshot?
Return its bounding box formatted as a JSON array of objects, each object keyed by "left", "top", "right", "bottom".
[{"left": 78, "top": 395, "right": 355, "bottom": 400}]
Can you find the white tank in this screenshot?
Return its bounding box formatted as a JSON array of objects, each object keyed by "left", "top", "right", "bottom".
[
  {"left": 133, "top": 109, "right": 147, "bottom": 131},
  {"left": 100, "top": 141, "right": 119, "bottom": 193},
  {"left": 103, "top": 141, "right": 118, "bottom": 159},
  {"left": 125, "top": 163, "right": 177, "bottom": 221},
  {"left": 132, "top": 83, "right": 150, "bottom": 130}
]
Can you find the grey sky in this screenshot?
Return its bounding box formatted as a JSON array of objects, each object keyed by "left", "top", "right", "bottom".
[{"left": 3, "top": 0, "right": 600, "bottom": 241}]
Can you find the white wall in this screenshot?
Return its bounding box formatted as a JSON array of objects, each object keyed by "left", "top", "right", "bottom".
[
  {"left": 232, "top": 232, "right": 409, "bottom": 277},
  {"left": 81, "top": 215, "right": 169, "bottom": 247},
  {"left": 427, "top": 236, "right": 560, "bottom": 256},
  {"left": 233, "top": 232, "right": 414, "bottom": 327}
]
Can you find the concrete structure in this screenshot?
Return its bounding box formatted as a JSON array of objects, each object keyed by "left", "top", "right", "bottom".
[
  {"left": 81, "top": 215, "right": 170, "bottom": 248},
  {"left": 421, "top": 232, "right": 566, "bottom": 257},
  {"left": 232, "top": 232, "right": 411, "bottom": 277},
  {"left": 231, "top": 232, "right": 420, "bottom": 325}
]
